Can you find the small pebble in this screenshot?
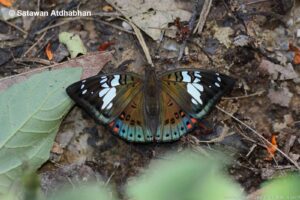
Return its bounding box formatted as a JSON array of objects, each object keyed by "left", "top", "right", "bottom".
[
  {"left": 297, "top": 29, "right": 300, "bottom": 38},
  {"left": 122, "top": 21, "right": 132, "bottom": 31}
]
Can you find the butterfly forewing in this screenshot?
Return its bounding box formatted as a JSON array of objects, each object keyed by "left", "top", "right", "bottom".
[
  {"left": 66, "top": 72, "right": 143, "bottom": 124},
  {"left": 159, "top": 69, "right": 235, "bottom": 119}
]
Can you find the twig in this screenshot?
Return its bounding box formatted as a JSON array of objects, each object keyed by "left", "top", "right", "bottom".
[
  {"left": 222, "top": 90, "right": 265, "bottom": 100},
  {"left": 92, "top": 11, "right": 122, "bottom": 17},
  {"left": 94, "top": 18, "right": 134, "bottom": 35},
  {"left": 178, "top": 0, "right": 204, "bottom": 61},
  {"left": 216, "top": 105, "right": 300, "bottom": 170},
  {"left": 105, "top": 172, "right": 115, "bottom": 186},
  {"left": 35, "top": 17, "right": 134, "bottom": 36},
  {"left": 109, "top": 1, "right": 154, "bottom": 67},
  {"left": 245, "top": 0, "right": 270, "bottom": 5},
  {"left": 246, "top": 144, "right": 257, "bottom": 157},
  {"left": 127, "top": 20, "right": 154, "bottom": 66},
  {"left": 35, "top": 18, "right": 75, "bottom": 35},
  {"left": 13, "top": 57, "right": 55, "bottom": 65},
  {"left": 23, "top": 31, "right": 47, "bottom": 57},
  {"left": 0, "top": 19, "right": 27, "bottom": 35},
  {"left": 193, "top": 0, "right": 213, "bottom": 34}
]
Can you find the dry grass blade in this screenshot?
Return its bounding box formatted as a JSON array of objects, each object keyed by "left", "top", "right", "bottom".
[
  {"left": 126, "top": 20, "right": 154, "bottom": 66},
  {"left": 108, "top": 2, "right": 154, "bottom": 66},
  {"left": 193, "top": 0, "right": 212, "bottom": 34},
  {"left": 216, "top": 105, "right": 300, "bottom": 170}
]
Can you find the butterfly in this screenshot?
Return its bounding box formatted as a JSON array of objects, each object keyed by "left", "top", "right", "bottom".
[{"left": 66, "top": 67, "right": 235, "bottom": 143}]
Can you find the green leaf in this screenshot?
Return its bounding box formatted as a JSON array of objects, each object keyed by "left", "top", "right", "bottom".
[
  {"left": 261, "top": 174, "right": 300, "bottom": 199},
  {"left": 0, "top": 67, "right": 82, "bottom": 197},
  {"left": 127, "top": 151, "right": 245, "bottom": 200},
  {"left": 48, "top": 184, "right": 117, "bottom": 200},
  {"left": 59, "top": 32, "right": 87, "bottom": 58}
]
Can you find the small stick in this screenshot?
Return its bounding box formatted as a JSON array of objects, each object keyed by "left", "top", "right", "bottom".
[
  {"left": 23, "top": 31, "right": 47, "bottom": 57},
  {"left": 127, "top": 20, "right": 154, "bottom": 66},
  {"left": 222, "top": 90, "right": 265, "bottom": 100},
  {"left": 35, "top": 17, "right": 134, "bottom": 35},
  {"left": 0, "top": 19, "right": 27, "bottom": 35},
  {"left": 178, "top": 0, "right": 204, "bottom": 60},
  {"left": 193, "top": 0, "right": 212, "bottom": 34},
  {"left": 216, "top": 105, "right": 300, "bottom": 170},
  {"left": 109, "top": 1, "right": 154, "bottom": 66},
  {"left": 246, "top": 144, "right": 257, "bottom": 157},
  {"left": 14, "top": 57, "right": 55, "bottom": 65}
]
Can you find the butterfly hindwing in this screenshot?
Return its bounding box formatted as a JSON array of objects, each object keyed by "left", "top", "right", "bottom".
[
  {"left": 108, "top": 92, "right": 152, "bottom": 142},
  {"left": 157, "top": 90, "right": 198, "bottom": 142},
  {"left": 159, "top": 68, "right": 235, "bottom": 119},
  {"left": 66, "top": 72, "right": 142, "bottom": 124}
]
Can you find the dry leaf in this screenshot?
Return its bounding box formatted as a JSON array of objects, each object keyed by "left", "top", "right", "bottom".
[
  {"left": 45, "top": 43, "right": 53, "bottom": 60},
  {"left": 0, "top": 0, "right": 14, "bottom": 7},
  {"left": 214, "top": 26, "right": 234, "bottom": 48},
  {"left": 259, "top": 59, "right": 298, "bottom": 80},
  {"left": 106, "top": 0, "right": 192, "bottom": 41},
  {"left": 102, "top": 5, "right": 114, "bottom": 12},
  {"left": 98, "top": 41, "right": 115, "bottom": 51},
  {"left": 265, "top": 135, "right": 277, "bottom": 161},
  {"left": 0, "top": 51, "right": 113, "bottom": 92},
  {"left": 289, "top": 44, "right": 300, "bottom": 65},
  {"left": 267, "top": 87, "right": 293, "bottom": 107}
]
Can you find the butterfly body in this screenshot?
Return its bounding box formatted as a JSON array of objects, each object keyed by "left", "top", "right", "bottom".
[
  {"left": 66, "top": 67, "right": 235, "bottom": 143},
  {"left": 143, "top": 67, "right": 161, "bottom": 137}
]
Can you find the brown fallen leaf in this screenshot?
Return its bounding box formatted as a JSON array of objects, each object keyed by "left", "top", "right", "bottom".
[
  {"left": 106, "top": 0, "right": 192, "bottom": 41},
  {"left": 102, "top": 5, "right": 114, "bottom": 12},
  {"left": 267, "top": 86, "right": 293, "bottom": 107},
  {"left": 265, "top": 135, "right": 277, "bottom": 161},
  {"left": 0, "top": 51, "right": 113, "bottom": 92},
  {"left": 98, "top": 41, "right": 115, "bottom": 51},
  {"left": 0, "top": 0, "right": 14, "bottom": 7},
  {"left": 259, "top": 59, "right": 298, "bottom": 80},
  {"left": 289, "top": 44, "right": 300, "bottom": 65},
  {"left": 45, "top": 43, "right": 53, "bottom": 60}
]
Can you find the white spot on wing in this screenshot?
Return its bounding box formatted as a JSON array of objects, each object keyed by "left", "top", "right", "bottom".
[
  {"left": 101, "top": 83, "right": 109, "bottom": 88},
  {"left": 194, "top": 71, "right": 202, "bottom": 78},
  {"left": 187, "top": 83, "right": 203, "bottom": 105},
  {"left": 191, "top": 99, "right": 198, "bottom": 105},
  {"left": 193, "top": 77, "right": 201, "bottom": 83},
  {"left": 193, "top": 83, "right": 204, "bottom": 92},
  {"left": 182, "top": 71, "right": 191, "bottom": 82},
  {"left": 101, "top": 88, "right": 116, "bottom": 109},
  {"left": 215, "top": 82, "right": 220, "bottom": 87},
  {"left": 111, "top": 75, "right": 120, "bottom": 86},
  {"left": 100, "top": 77, "right": 107, "bottom": 83},
  {"left": 217, "top": 77, "right": 221, "bottom": 82},
  {"left": 99, "top": 88, "right": 109, "bottom": 97},
  {"left": 80, "top": 84, "right": 85, "bottom": 89},
  {"left": 82, "top": 89, "right": 87, "bottom": 95},
  {"left": 106, "top": 102, "right": 113, "bottom": 109},
  {"left": 82, "top": 80, "right": 86, "bottom": 83}
]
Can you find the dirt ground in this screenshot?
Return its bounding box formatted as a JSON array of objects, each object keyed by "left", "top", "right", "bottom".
[{"left": 1, "top": 0, "right": 300, "bottom": 198}]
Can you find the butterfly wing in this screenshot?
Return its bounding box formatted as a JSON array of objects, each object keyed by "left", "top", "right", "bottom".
[
  {"left": 66, "top": 72, "right": 143, "bottom": 124},
  {"left": 108, "top": 92, "right": 153, "bottom": 142},
  {"left": 156, "top": 90, "right": 198, "bottom": 142},
  {"left": 159, "top": 68, "right": 235, "bottom": 122}
]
